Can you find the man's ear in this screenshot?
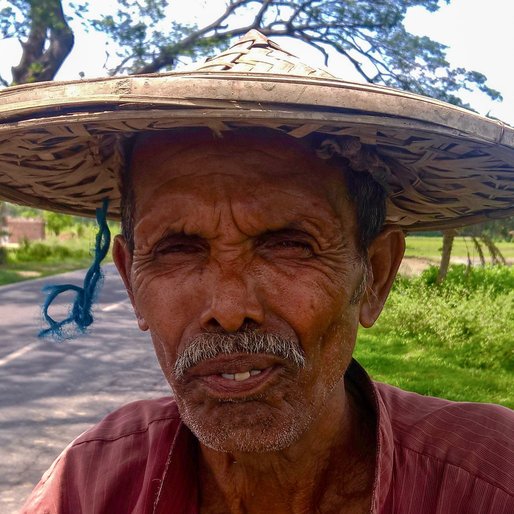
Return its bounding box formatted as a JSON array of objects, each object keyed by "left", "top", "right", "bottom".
[
  {"left": 359, "top": 226, "right": 405, "bottom": 328},
  {"left": 112, "top": 234, "right": 149, "bottom": 331}
]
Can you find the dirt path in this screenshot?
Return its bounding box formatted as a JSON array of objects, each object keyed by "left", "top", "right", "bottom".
[
  {"left": 399, "top": 257, "right": 436, "bottom": 276},
  {"left": 399, "top": 256, "right": 513, "bottom": 277}
]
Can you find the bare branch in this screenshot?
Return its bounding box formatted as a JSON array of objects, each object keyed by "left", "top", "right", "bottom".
[
  {"left": 254, "top": 0, "right": 273, "bottom": 27},
  {"left": 289, "top": 0, "right": 317, "bottom": 24},
  {"left": 301, "top": 33, "right": 377, "bottom": 83},
  {"left": 132, "top": 0, "right": 252, "bottom": 74},
  {"left": 111, "top": 53, "right": 136, "bottom": 76},
  {"left": 297, "top": 33, "right": 330, "bottom": 67}
]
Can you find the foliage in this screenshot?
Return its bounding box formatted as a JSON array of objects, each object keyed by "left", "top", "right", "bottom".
[
  {"left": 390, "top": 266, "right": 513, "bottom": 372},
  {"left": 9, "top": 239, "right": 90, "bottom": 262},
  {"left": 6, "top": 202, "right": 98, "bottom": 236},
  {"left": 2, "top": 0, "right": 74, "bottom": 84},
  {"left": 44, "top": 211, "right": 81, "bottom": 236},
  {"left": 355, "top": 264, "right": 514, "bottom": 407},
  {"left": 0, "top": 0, "right": 503, "bottom": 108},
  {"left": 0, "top": 224, "right": 115, "bottom": 284},
  {"left": 420, "top": 263, "right": 514, "bottom": 295},
  {"left": 462, "top": 218, "right": 514, "bottom": 242},
  {"left": 4, "top": 202, "right": 40, "bottom": 218}
]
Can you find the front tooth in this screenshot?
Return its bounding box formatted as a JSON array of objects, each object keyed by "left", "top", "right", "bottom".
[
  {"left": 250, "top": 369, "right": 262, "bottom": 376},
  {"left": 221, "top": 373, "right": 235, "bottom": 380},
  {"left": 234, "top": 371, "right": 251, "bottom": 381}
]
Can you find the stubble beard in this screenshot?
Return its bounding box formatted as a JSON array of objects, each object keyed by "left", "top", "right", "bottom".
[
  {"left": 179, "top": 394, "right": 316, "bottom": 453},
  {"left": 171, "top": 330, "right": 317, "bottom": 453},
  {"left": 171, "top": 330, "right": 349, "bottom": 454}
]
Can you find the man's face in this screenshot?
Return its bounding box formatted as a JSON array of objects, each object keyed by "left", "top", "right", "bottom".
[{"left": 115, "top": 130, "right": 380, "bottom": 453}]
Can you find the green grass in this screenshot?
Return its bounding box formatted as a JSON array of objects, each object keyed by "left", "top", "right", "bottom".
[
  {"left": 355, "top": 265, "right": 514, "bottom": 408},
  {"left": 0, "top": 226, "right": 114, "bottom": 286},
  {"left": 0, "top": 260, "right": 93, "bottom": 286},
  {"left": 405, "top": 235, "right": 514, "bottom": 261}
]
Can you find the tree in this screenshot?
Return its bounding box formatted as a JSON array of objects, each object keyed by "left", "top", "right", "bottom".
[
  {"left": 1, "top": 0, "right": 74, "bottom": 85},
  {"left": 436, "top": 229, "right": 457, "bottom": 285},
  {"left": 0, "top": 0, "right": 502, "bottom": 108},
  {"left": 436, "top": 217, "right": 513, "bottom": 284}
]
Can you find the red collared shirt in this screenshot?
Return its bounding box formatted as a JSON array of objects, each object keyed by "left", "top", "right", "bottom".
[{"left": 22, "top": 361, "right": 514, "bottom": 513}]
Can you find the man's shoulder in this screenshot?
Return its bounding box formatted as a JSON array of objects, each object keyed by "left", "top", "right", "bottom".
[
  {"left": 73, "top": 395, "right": 181, "bottom": 447},
  {"left": 21, "top": 397, "right": 183, "bottom": 513},
  {"left": 376, "top": 378, "right": 512, "bottom": 411},
  {"left": 375, "top": 381, "right": 513, "bottom": 442},
  {"left": 375, "top": 381, "right": 514, "bottom": 492}
]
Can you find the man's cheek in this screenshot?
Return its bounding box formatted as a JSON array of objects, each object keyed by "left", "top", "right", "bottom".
[
  {"left": 151, "top": 335, "right": 173, "bottom": 373},
  {"left": 269, "top": 279, "right": 345, "bottom": 334},
  {"left": 134, "top": 269, "right": 197, "bottom": 320}
]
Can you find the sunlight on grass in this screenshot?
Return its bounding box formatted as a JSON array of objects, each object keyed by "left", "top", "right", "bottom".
[
  {"left": 0, "top": 260, "right": 93, "bottom": 286},
  {"left": 355, "top": 265, "right": 514, "bottom": 408},
  {"left": 0, "top": 224, "right": 116, "bottom": 286}
]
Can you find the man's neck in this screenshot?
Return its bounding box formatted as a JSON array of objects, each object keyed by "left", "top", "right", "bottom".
[{"left": 198, "top": 379, "right": 376, "bottom": 514}]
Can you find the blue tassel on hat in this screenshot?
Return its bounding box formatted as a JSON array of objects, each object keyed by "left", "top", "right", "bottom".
[{"left": 39, "top": 199, "right": 111, "bottom": 340}]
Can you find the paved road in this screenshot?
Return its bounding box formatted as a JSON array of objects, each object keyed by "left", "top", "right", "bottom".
[{"left": 0, "top": 264, "right": 169, "bottom": 513}]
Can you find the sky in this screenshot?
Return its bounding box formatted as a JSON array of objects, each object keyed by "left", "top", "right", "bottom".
[{"left": 1, "top": 0, "right": 513, "bottom": 125}]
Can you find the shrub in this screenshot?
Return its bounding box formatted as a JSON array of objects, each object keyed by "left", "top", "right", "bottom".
[
  {"left": 9, "top": 240, "right": 90, "bottom": 263},
  {"left": 419, "top": 264, "right": 514, "bottom": 296},
  {"left": 377, "top": 265, "right": 514, "bottom": 373}
]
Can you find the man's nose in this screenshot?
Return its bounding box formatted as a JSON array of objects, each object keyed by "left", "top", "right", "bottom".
[{"left": 199, "top": 266, "right": 265, "bottom": 333}]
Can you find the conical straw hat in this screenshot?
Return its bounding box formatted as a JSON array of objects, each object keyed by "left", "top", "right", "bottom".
[{"left": 0, "top": 30, "right": 513, "bottom": 231}]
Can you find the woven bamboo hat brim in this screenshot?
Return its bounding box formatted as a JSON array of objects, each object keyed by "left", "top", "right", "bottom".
[{"left": 0, "top": 30, "right": 513, "bottom": 231}]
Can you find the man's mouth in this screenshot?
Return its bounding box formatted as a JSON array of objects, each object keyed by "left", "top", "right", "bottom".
[
  {"left": 202, "top": 365, "right": 278, "bottom": 397},
  {"left": 182, "top": 354, "right": 287, "bottom": 398},
  {"left": 220, "top": 369, "right": 263, "bottom": 381}
]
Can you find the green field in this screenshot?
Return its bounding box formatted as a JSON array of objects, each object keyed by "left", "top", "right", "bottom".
[
  {"left": 405, "top": 235, "right": 514, "bottom": 261},
  {"left": 355, "top": 265, "right": 514, "bottom": 408},
  {"left": 0, "top": 227, "right": 112, "bottom": 286},
  {"left": 0, "top": 260, "right": 93, "bottom": 286}
]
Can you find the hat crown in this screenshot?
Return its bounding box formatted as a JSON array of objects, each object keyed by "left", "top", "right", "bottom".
[{"left": 192, "top": 29, "right": 336, "bottom": 79}]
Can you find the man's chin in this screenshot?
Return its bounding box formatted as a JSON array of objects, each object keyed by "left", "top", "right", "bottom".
[{"left": 178, "top": 399, "right": 312, "bottom": 454}]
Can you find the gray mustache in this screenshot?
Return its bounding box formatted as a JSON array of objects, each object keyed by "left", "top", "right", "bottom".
[{"left": 173, "top": 331, "right": 306, "bottom": 379}]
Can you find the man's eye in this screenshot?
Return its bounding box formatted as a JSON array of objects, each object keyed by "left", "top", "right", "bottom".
[
  {"left": 156, "top": 243, "right": 200, "bottom": 254},
  {"left": 154, "top": 238, "right": 206, "bottom": 256},
  {"left": 263, "top": 239, "right": 314, "bottom": 257}
]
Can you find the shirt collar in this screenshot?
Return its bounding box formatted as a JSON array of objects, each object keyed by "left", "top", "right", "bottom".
[
  {"left": 154, "top": 421, "right": 199, "bottom": 514},
  {"left": 346, "top": 359, "right": 395, "bottom": 513}
]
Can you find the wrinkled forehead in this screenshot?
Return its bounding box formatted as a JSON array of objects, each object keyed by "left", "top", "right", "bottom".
[{"left": 127, "top": 127, "right": 351, "bottom": 205}]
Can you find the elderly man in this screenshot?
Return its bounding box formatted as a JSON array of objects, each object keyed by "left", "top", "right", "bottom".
[{"left": 0, "top": 32, "right": 512, "bottom": 513}]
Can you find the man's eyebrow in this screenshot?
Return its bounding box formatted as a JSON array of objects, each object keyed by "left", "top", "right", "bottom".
[
  {"left": 154, "top": 230, "right": 206, "bottom": 244},
  {"left": 254, "top": 225, "right": 316, "bottom": 240}
]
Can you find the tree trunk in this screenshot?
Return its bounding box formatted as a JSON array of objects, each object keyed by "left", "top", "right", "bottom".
[
  {"left": 480, "top": 234, "right": 507, "bottom": 265},
  {"left": 3, "top": 1, "right": 74, "bottom": 261},
  {"left": 11, "top": 0, "right": 74, "bottom": 84},
  {"left": 471, "top": 236, "right": 486, "bottom": 266},
  {"left": 436, "top": 229, "right": 457, "bottom": 285}
]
